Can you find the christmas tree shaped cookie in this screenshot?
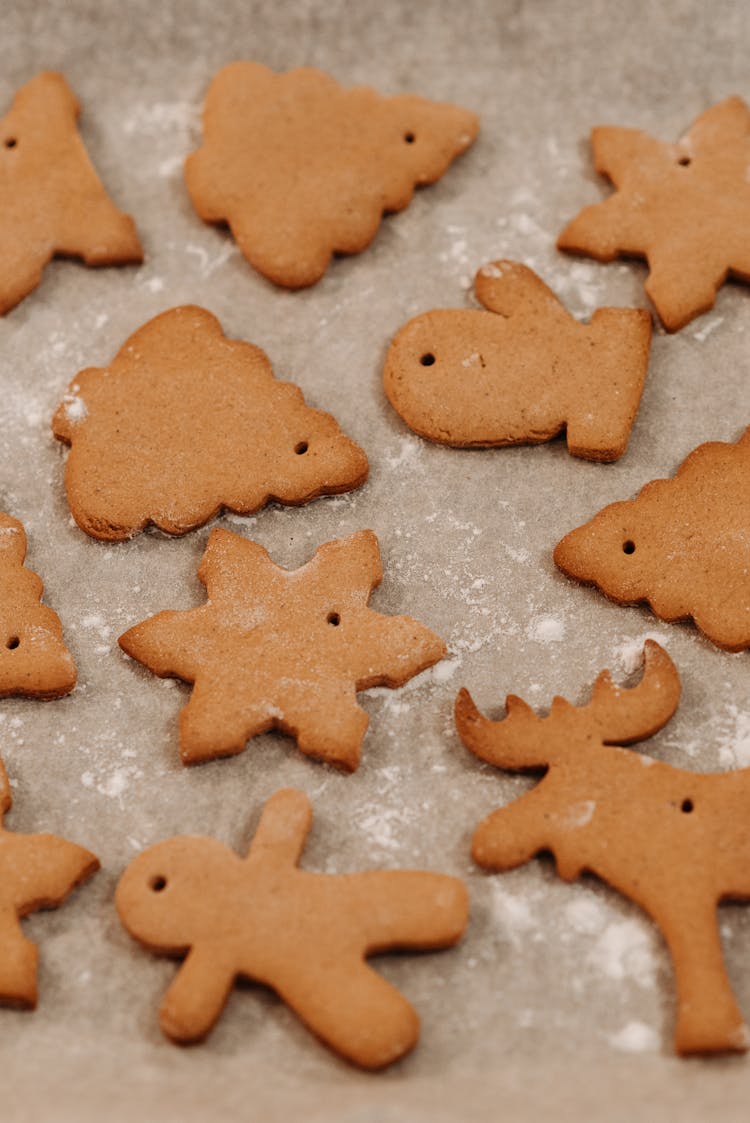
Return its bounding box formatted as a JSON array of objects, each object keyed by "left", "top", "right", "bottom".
[
  {"left": 116, "top": 788, "right": 468, "bottom": 1068},
  {"left": 558, "top": 97, "right": 750, "bottom": 331},
  {"left": 456, "top": 641, "right": 750, "bottom": 1054},
  {"left": 0, "top": 757, "right": 99, "bottom": 1008},
  {"left": 383, "top": 261, "right": 652, "bottom": 461},
  {"left": 0, "top": 71, "right": 142, "bottom": 315},
  {"left": 185, "top": 62, "right": 479, "bottom": 288},
  {"left": 0, "top": 513, "right": 76, "bottom": 698},
  {"left": 554, "top": 426, "right": 750, "bottom": 650},
  {"left": 52, "top": 306, "right": 369, "bottom": 541},
  {"left": 119, "top": 529, "right": 445, "bottom": 769}
]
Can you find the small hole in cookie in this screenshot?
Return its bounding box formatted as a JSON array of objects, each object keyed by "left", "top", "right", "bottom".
[
  {"left": 677, "top": 155, "right": 691, "bottom": 166},
  {"left": 6, "top": 636, "right": 19, "bottom": 650},
  {"left": 295, "top": 441, "right": 309, "bottom": 455},
  {"left": 327, "top": 612, "right": 341, "bottom": 627},
  {"left": 420, "top": 353, "right": 436, "bottom": 366},
  {"left": 622, "top": 540, "right": 636, "bottom": 555},
  {"left": 404, "top": 132, "right": 416, "bottom": 144},
  {"left": 681, "top": 798, "right": 694, "bottom": 813},
  {"left": 4, "top": 137, "right": 17, "bottom": 149},
  {"left": 149, "top": 875, "right": 167, "bottom": 892}
]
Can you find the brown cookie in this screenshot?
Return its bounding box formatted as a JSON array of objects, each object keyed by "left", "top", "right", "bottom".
[
  {"left": 558, "top": 97, "right": 750, "bottom": 331},
  {"left": 0, "top": 512, "right": 76, "bottom": 698},
  {"left": 0, "top": 757, "right": 99, "bottom": 1008},
  {"left": 0, "top": 71, "right": 142, "bottom": 315},
  {"left": 185, "top": 62, "right": 479, "bottom": 289},
  {"left": 116, "top": 788, "right": 468, "bottom": 1068},
  {"left": 52, "top": 306, "right": 369, "bottom": 541},
  {"left": 119, "top": 528, "right": 446, "bottom": 769},
  {"left": 383, "top": 261, "right": 652, "bottom": 461},
  {"left": 456, "top": 640, "right": 750, "bottom": 1055},
  {"left": 554, "top": 426, "right": 750, "bottom": 650}
]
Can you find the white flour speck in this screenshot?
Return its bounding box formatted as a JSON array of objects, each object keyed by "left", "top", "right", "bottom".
[{"left": 608, "top": 1020, "right": 659, "bottom": 1053}]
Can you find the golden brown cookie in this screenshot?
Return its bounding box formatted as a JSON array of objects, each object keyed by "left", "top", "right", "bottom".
[
  {"left": 456, "top": 640, "right": 750, "bottom": 1055},
  {"left": 116, "top": 788, "right": 467, "bottom": 1067},
  {"left": 554, "top": 426, "right": 750, "bottom": 650},
  {"left": 0, "top": 512, "right": 76, "bottom": 698},
  {"left": 383, "top": 261, "right": 651, "bottom": 461},
  {"left": 185, "top": 62, "right": 479, "bottom": 288},
  {"left": 0, "top": 71, "right": 142, "bottom": 315},
  {"left": 119, "top": 528, "right": 446, "bottom": 769},
  {"left": 558, "top": 97, "right": 750, "bottom": 331},
  {"left": 52, "top": 306, "right": 369, "bottom": 541},
  {"left": 0, "top": 757, "right": 99, "bottom": 1008}
]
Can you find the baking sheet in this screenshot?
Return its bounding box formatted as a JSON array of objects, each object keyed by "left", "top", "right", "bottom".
[{"left": 3, "top": 1, "right": 750, "bottom": 1118}]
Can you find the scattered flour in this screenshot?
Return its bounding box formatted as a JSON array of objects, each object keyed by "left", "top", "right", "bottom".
[
  {"left": 608, "top": 1020, "right": 659, "bottom": 1053},
  {"left": 717, "top": 704, "right": 750, "bottom": 768},
  {"left": 613, "top": 631, "right": 669, "bottom": 674},
  {"left": 564, "top": 895, "right": 608, "bottom": 936},
  {"left": 588, "top": 918, "right": 659, "bottom": 988},
  {"left": 490, "top": 884, "right": 537, "bottom": 947},
  {"left": 528, "top": 616, "right": 566, "bottom": 643}
]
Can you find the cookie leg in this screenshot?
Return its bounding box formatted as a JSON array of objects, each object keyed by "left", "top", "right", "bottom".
[
  {"left": 657, "top": 900, "right": 748, "bottom": 1054},
  {"left": 159, "top": 945, "right": 236, "bottom": 1043},
  {"left": 566, "top": 308, "right": 651, "bottom": 462},
  {"left": 0, "top": 924, "right": 38, "bottom": 1008},
  {"left": 279, "top": 960, "right": 420, "bottom": 1069}
]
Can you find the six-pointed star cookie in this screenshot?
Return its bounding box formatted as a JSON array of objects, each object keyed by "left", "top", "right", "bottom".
[
  {"left": 0, "top": 758, "right": 99, "bottom": 1008},
  {"left": 119, "top": 529, "right": 446, "bottom": 769},
  {"left": 558, "top": 96, "right": 750, "bottom": 331},
  {"left": 116, "top": 788, "right": 468, "bottom": 1068}
]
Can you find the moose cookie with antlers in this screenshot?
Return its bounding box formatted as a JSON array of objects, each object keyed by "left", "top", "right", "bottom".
[
  {"left": 0, "top": 71, "right": 142, "bottom": 315},
  {"left": 456, "top": 640, "right": 750, "bottom": 1055},
  {"left": 116, "top": 788, "right": 468, "bottom": 1068},
  {"left": 0, "top": 758, "right": 98, "bottom": 1008},
  {"left": 383, "top": 261, "right": 651, "bottom": 461}
]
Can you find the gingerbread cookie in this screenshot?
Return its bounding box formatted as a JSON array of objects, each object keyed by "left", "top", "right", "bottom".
[
  {"left": 0, "top": 512, "right": 76, "bottom": 698},
  {"left": 0, "top": 757, "right": 98, "bottom": 1008},
  {"left": 52, "top": 306, "right": 369, "bottom": 540},
  {"left": 554, "top": 426, "right": 750, "bottom": 650},
  {"left": 0, "top": 71, "right": 142, "bottom": 315},
  {"left": 383, "top": 261, "right": 651, "bottom": 461},
  {"left": 185, "top": 62, "right": 479, "bottom": 289},
  {"left": 116, "top": 788, "right": 468, "bottom": 1068},
  {"left": 456, "top": 641, "right": 750, "bottom": 1055},
  {"left": 119, "top": 529, "right": 445, "bottom": 769},
  {"left": 558, "top": 97, "right": 750, "bottom": 331}
]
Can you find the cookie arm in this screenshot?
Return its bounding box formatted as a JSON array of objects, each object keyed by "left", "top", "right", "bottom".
[
  {"left": 247, "top": 789, "right": 312, "bottom": 867},
  {"left": 353, "top": 871, "right": 468, "bottom": 951},
  {"left": 159, "top": 945, "right": 236, "bottom": 1043},
  {"left": 474, "top": 261, "right": 571, "bottom": 324}
]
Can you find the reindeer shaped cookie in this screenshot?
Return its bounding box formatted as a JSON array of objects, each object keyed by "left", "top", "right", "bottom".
[
  {"left": 0, "top": 759, "right": 98, "bottom": 1007},
  {"left": 116, "top": 788, "right": 468, "bottom": 1069},
  {"left": 456, "top": 640, "right": 750, "bottom": 1055},
  {"left": 0, "top": 72, "right": 142, "bottom": 314}
]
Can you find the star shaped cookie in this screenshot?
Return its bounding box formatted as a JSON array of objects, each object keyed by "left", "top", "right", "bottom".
[
  {"left": 558, "top": 97, "right": 750, "bottom": 330},
  {"left": 119, "top": 529, "right": 446, "bottom": 769}
]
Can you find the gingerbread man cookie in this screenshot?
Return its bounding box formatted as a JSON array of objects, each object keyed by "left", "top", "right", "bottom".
[
  {"left": 457, "top": 641, "right": 750, "bottom": 1055},
  {"left": 383, "top": 261, "right": 651, "bottom": 461},
  {"left": 554, "top": 426, "right": 750, "bottom": 650},
  {"left": 0, "top": 71, "right": 142, "bottom": 315},
  {"left": 185, "top": 62, "right": 479, "bottom": 288},
  {"left": 116, "top": 788, "right": 468, "bottom": 1068},
  {"left": 558, "top": 97, "right": 750, "bottom": 331},
  {"left": 0, "top": 512, "right": 76, "bottom": 698},
  {"left": 52, "top": 306, "right": 369, "bottom": 540},
  {"left": 0, "top": 757, "right": 99, "bottom": 1008},
  {"left": 119, "top": 529, "right": 446, "bottom": 769}
]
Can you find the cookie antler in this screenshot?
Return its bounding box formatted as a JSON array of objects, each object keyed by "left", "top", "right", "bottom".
[{"left": 456, "top": 639, "right": 680, "bottom": 769}]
